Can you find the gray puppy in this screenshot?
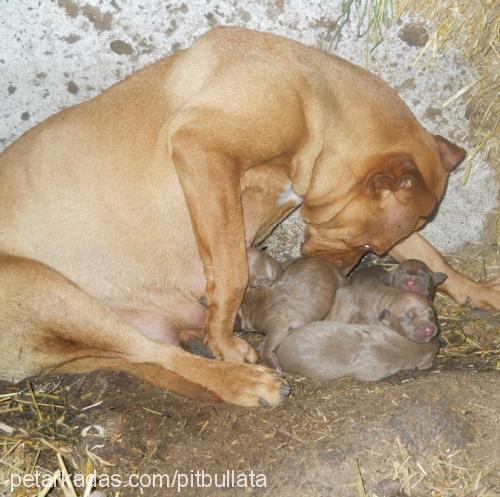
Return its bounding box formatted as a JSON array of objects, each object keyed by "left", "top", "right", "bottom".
[
  {"left": 349, "top": 259, "right": 447, "bottom": 299},
  {"left": 277, "top": 321, "right": 438, "bottom": 381},
  {"left": 328, "top": 284, "right": 439, "bottom": 343},
  {"left": 247, "top": 247, "right": 283, "bottom": 288},
  {"left": 237, "top": 253, "right": 346, "bottom": 371}
]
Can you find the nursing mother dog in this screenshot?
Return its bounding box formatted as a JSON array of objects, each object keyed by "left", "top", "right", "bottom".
[{"left": 0, "top": 27, "right": 498, "bottom": 407}]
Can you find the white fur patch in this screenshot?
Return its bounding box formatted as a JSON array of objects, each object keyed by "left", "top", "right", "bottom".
[{"left": 278, "top": 182, "right": 303, "bottom": 207}]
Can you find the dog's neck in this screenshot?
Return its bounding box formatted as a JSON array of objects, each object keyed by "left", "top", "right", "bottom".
[{"left": 241, "top": 164, "right": 303, "bottom": 247}]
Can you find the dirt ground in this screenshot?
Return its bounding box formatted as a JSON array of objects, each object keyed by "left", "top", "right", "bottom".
[
  {"left": 1, "top": 260, "right": 499, "bottom": 497},
  {"left": 1, "top": 363, "right": 499, "bottom": 497}
]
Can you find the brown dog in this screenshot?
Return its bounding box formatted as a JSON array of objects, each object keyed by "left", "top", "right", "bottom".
[
  {"left": 237, "top": 253, "right": 346, "bottom": 370},
  {"left": 349, "top": 259, "right": 447, "bottom": 298},
  {"left": 277, "top": 321, "right": 439, "bottom": 381},
  {"left": 0, "top": 27, "right": 497, "bottom": 405}
]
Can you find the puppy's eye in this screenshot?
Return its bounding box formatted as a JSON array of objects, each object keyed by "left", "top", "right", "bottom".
[{"left": 401, "top": 312, "right": 415, "bottom": 324}]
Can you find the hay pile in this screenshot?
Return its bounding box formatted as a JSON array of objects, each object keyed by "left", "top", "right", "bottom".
[
  {"left": 0, "top": 379, "right": 109, "bottom": 497},
  {"left": 402, "top": 0, "right": 500, "bottom": 184}
]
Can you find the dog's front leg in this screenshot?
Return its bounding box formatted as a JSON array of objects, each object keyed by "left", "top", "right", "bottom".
[
  {"left": 171, "top": 125, "right": 257, "bottom": 363},
  {"left": 390, "top": 232, "right": 500, "bottom": 310}
]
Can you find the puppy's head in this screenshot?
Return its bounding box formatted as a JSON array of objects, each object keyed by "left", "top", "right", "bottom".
[
  {"left": 381, "top": 259, "right": 447, "bottom": 298},
  {"left": 247, "top": 248, "right": 282, "bottom": 288},
  {"left": 300, "top": 135, "right": 465, "bottom": 269},
  {"left": 378, "top": 291, "right": 438, "bottom": 343}
]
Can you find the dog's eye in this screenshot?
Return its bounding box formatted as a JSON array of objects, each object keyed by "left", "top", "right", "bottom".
[{"left": 401, "top": 312, "right": 415, "bottom": 324}]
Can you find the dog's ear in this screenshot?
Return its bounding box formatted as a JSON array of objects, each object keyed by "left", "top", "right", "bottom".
[
  {"left": 378, "top": 309, "right": 390, "bottom": 322},
  {"left": 380, "top": 270, "right": 394, "bottom": 286},
  {"left": 367, "top": 154, "right": 436, "bottom": 217},
  {"left": 435, "top": 135, "right": 466, "bottom": 172},
  {"left": 432, "top": 271, "right": 447, "bottom": 286}
]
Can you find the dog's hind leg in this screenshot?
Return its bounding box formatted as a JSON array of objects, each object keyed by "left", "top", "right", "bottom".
[
  {"left": 54, "top": 358, "right": 222, "bottom": 403},
  {"left": 0, "top": 254, "right": 289, "bottom": 406}
]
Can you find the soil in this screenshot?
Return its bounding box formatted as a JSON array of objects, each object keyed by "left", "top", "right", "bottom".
[{"left": 2, "top": 360, "right": 499, "bottom": 496}]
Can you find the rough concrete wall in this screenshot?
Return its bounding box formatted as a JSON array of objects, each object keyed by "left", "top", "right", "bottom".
[{"left": 0, "top": 0, "right": 497, "bottom": 255}]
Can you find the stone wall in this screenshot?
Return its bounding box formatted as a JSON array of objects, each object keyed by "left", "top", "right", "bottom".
[{"left": 1, "top": 0, "right": 496, "bottom": 254}]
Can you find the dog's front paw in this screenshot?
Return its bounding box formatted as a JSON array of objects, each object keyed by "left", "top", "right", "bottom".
[
  {"left": 454, "top": 277, "right": 500, "bottom": 311},
  {"left": 215, "top": 363, "right": 290, "bottom": 407},
  {"left": 460, "top": 277, "right": 500, "bottom": 311},
  {"left": 207, "top": 335, "right": 258, "bottom": 363}
]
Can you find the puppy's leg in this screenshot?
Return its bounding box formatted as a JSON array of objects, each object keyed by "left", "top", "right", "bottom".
[
  {"left": 259, "top": 317, "right": 295, "bottom": 372},
  {"left": 178, "top": 329, "right": 214, "bottom": 359},
  {"left": 0, "top": 255, "right": 289, "bottom": 407},
  {"left": 390, "top": 233, "right": 500, "bottom": 310},
  {"left": 170, "top": 125, "right": 256, "bottom": 363}
]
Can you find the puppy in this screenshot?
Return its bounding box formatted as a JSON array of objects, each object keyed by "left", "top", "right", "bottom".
[
  {"left": 237, "top": 252, "right": 346, "bottom": 371},
  {"left": 198, "top": 248, "right": 281, "bottom": 307},
  {"left": 277, "top": 321, "right": 439, "bottom": 381},
  {"left": 329, "top": 280, "right": 439, "bottom": 343},
  {"left": 350, "top": 259, "right": 447, "bottom": 299},
  {"left": 247, "top": 247, "right": 283, "bottom": 288}
]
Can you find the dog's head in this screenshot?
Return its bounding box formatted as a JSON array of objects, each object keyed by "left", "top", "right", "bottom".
[{"left": 299, "top": 134, "right": 465, "bottom": 269}]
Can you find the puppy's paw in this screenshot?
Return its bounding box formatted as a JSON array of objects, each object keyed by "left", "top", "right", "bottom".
[
  {"left": 267, "top": 355, "right": 283, "bottom": 374},
  {"left": 259, "top": 347, "right": 283, "bottom": 373},
  {"left": 215, "top": 363, "right": 290, "bottom": 407},
  {"left": 182, "top": 336, "right": 214, "bottom": 359},
  {"left": 207, "top": 335, "right": 258, "bottom": 364}
]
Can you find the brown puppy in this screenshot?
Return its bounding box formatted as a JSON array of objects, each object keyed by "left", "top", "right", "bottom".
[
  {"left": 237, "top": 254, "right": 346, "bottom": 370},
  {"left": 350, "top": 259, "right": 447, "bottom": 298},
  {"left": 0, "top": 27, "right": 496, "bottom": 406},
  {"left": 197, "top": 248, "right": 280, "bottom": 306},
  {"left": 277, "top": 321, "right": 438, "bottom": 381},
  {"left": 247, "top": 248, "right": 283, "bottom": 288},
  {"left": 328, "top": 284, "right": 438, "bottom": 343}
]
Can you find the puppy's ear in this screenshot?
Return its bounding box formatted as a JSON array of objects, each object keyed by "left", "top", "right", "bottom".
[
  {"left": 435, "top": 135, "right": 466, "bottom": 172},
  {"left": 252, "top": 276, "right": 270, "bottom": 288},
  {"left": 366, "top": 154, "right": 436, "bottom": 216},
  {"left": 380, "top": 271, "right": 394, "bottom": 286},
  {"left": 378, "top": 309, "right": 390, "bottom": 322},
  {"left": 234, "top": 312, "right": 243, "bottom": 331},
  {"left": 432, "top": 271, "right": 447, "bottom": 286}
]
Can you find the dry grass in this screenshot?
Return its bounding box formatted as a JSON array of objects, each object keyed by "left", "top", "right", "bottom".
[
  {"left": 353, "top": 441, "right": 499, "bottom": 497},
  {"left": 401, "top": 0, "right": 500, "bottom": 182},
  {"left": 384, "top": 440, "right": 499, "bottom": 497},
  {"left": 0, "top": 379, "right": 109, "bottom": 497},
  {"left": 329, "top": 0, "right": 394, "bottom": 50}
]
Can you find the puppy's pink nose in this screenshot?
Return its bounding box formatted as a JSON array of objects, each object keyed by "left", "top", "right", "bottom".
[
  {"left": 406, "top": 278, "right": 417, "bottom": 288},
  {"left": 422, "top": 323, "right": 436, "bottom": 337}
]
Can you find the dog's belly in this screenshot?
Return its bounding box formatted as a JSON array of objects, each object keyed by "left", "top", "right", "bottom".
[
  {"left": 0, "top": 85, "right": 291, "bottom": 341},
  {"left": 114, "top": 301, "right": 206, "bottom": 343},
  {"left": 0, "top": 144, "right": 209, "bottom": 340}
]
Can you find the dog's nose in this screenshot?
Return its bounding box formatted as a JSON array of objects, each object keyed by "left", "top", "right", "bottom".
[{"left": 421, "top": 323, "right": 437, "bottom": 338}]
